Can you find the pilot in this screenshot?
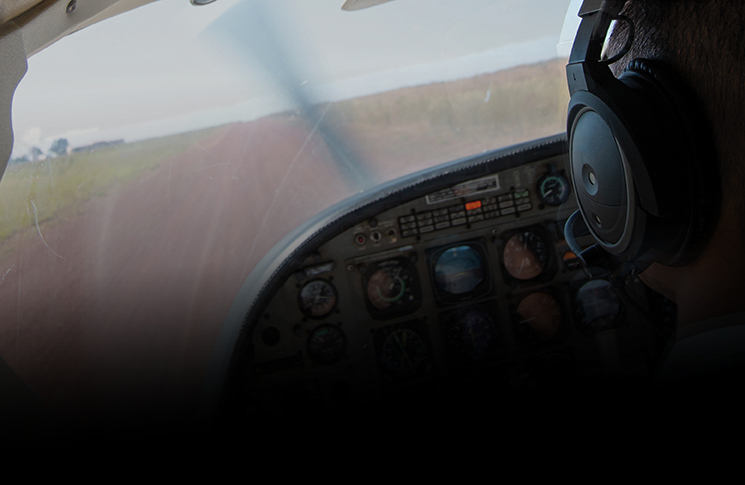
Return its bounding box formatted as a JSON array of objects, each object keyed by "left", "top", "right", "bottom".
[{"left": 601, "top": 0, "right": 745, "bottom": 388}]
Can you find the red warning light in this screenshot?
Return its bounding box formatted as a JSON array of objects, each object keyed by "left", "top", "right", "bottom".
[{"left": 465, "top": 201, "right": 482, "bottom": 211}]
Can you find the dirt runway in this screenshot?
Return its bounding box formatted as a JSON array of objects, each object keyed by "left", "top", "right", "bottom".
[{"left": 0, "top": 117, "right": 355, "bottom": 427}]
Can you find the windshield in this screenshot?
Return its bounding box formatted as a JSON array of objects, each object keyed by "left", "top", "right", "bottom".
[{"left": 2, "top": 0, "right": 571, "bottom": 420}]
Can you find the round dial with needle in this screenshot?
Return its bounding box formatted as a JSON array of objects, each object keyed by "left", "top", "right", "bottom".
[
  {"left": 537, "top": 165, "right": 570, "bottom": 206},
  {"left": 364, "top": 258, "right": 420, "bottom": 316},
  {"left": 380, "top": 328, "right": 427, "bottom": 376},
  {"left": 502, "top": 230, "right": 550, "bottom": 281},
  {"left": 307, "top": 325, "right": 346, "bottom": 365},
  {"left": 370, "top": 265, "right": 405, "bottom": 308},
  {"left": 298, "top": 279, "right": 337, "bottom": 318},
  {"left": 443, "top": 308, "right": 498, "bottom": 362},
  {"left": 516, "top": 292, "right": 562, "bottom": 341}
]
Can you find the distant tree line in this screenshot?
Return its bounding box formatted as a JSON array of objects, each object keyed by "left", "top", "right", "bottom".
[{"left": 9, "top": 137, "right": 70, "bottom": 164}]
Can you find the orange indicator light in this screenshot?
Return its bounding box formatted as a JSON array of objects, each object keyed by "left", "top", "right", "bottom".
[{"left": 465, "top": 201, "right": 482, "bottom": 211}]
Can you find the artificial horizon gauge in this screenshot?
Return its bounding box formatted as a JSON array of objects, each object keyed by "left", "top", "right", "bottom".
[
  {"left": 363, "top": 258, "right": 420, "bottom": 317},
  {"left": 298, "top": 279, "right": 337, "bottom": 318},
  {"left": 502, "top": 230, "right": 550, "bottom": 281},
  {"left": 536, "top": 165, "right": 570, "bottom": 207},
  {"left": 429, "top": 242, "right": 491, "bottom": 304},
  {"left": 515, "top": 292, "right": 562, "bottom": 342},
  {"left": 307, "top": 325, "right": 346, "bottom": 365},
  {"left": 434, "top": 246, "right": 484, "bottom": 295}
]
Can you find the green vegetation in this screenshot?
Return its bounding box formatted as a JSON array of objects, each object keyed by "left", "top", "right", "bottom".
[{"left": 0, "top": 126, "right": 221, "bottom": 242}]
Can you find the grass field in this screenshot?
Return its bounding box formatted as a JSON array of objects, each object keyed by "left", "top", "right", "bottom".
[{"left": 0, "top": 126, "right": 224, "bottom": 242}]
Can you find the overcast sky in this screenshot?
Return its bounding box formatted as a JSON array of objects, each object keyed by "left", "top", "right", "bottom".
[{"left": 11, "top": 0, "right": 573, "bottom": 157}]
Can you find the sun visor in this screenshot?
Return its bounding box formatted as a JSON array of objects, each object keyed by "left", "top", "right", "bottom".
[{"left": 0, "top": 0, "right": 45, "bottom": 24}]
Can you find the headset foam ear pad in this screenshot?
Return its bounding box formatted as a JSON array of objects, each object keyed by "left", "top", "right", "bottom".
[{"left": 619, "top": 58, "right": 719, "bottom": 265}]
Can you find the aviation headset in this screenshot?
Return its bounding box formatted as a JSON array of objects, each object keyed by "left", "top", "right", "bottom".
[{"left": 564, "top": 0, "right": 719, "bottom": 277}]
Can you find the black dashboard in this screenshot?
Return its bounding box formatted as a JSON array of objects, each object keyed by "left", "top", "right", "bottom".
[{"left": 204, "top": 135, "right": 675, "bottom": 423}]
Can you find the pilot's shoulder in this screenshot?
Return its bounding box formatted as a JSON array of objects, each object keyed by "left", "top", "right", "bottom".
[{"left": 655, "top": 312, "right": 745, "bottom": 393}]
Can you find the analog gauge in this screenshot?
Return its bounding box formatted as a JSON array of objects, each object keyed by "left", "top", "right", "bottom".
[
  {"left": 380, "top": 328, "right": 427, "bottom": 376},
  {"left": 502, "top": 230, "right": 550, "bottom": 281},
  {"left": 516, "top": 292, "right": 562, "bottom": 341},
  {"left": 537, "top": 170, "right": 570, "bottom": 207},
  {"left": 364, "top": 258, "right": 420, "bottom": 317},
  {"left": 576, "top": 279, "right": 620, "bottom": 327},
  {"left": 442, "top": 308, "right": 499, "bottom": 362},
  {"left": 307, "top": 325, "right": 346, "bottom": 365},
  {"left": 434, "top": 245, "right": 484, "bottom": 295},
  {"left": 298, "top": 279, "right": 337, "bottom": 318}
]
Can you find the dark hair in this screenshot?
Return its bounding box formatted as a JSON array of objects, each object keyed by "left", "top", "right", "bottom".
[{"left": 607, "top": 0, "right": 745, "bottom": 240}]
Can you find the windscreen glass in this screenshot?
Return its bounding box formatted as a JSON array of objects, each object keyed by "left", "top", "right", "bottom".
[{"left": 1, "top": 0, "right": 571, "bottom": 418}]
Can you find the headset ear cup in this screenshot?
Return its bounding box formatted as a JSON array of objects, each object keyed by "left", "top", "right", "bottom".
[{"left": 620, "top": 58, "right": 719, "bottom": 266}]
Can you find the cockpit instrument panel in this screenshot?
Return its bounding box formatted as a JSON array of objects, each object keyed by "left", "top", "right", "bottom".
[{"left": 226, "top": 141, "right": 659, "bottom": 418}]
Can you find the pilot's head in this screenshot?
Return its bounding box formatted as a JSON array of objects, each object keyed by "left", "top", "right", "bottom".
[{"left": 605, "top": 0, "right": 745, "bottom": 326}]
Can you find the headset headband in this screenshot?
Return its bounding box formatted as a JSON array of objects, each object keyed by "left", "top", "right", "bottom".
[{"left": 567, "top": 1, "right": 626, "bottom": 96}]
